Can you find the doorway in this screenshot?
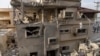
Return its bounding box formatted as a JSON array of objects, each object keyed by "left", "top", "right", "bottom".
[
  {"left": 47, "top": 50, "right": 57, "bottom": 56},
  {"left": 30, "top": 52, "right": 37, "bottom": 56}
]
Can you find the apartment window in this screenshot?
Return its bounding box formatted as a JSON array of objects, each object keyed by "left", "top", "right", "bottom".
[
  {"left": 65, "top": 12, "right": 73, "bottom": 19},
  {"left": 65, "top": 12, "right": 73, "bottom": 16},
  {"left": 61, "top": 46, "right": 69, "bottom": 51},
  {"left": 48, "top": 38, "right": 57, "bottom": 44},
  {"left": 5, "top": 20, "right": 11, "bottom": 24},
  {"left": 30, "top": 52, "right": 38, "bottom": 56},
  {"left": 25, "top": 26, "right": 40, "bottom": 38},
  {"left": 60, "top": 29, "right": 70, "bottom": 33},
  {"left": 77, "top": 28, "right": 87, "bottom": 33},
  {"left": 76, "top": 28, "right": 87, "bottom": 36},
  {"left": 8, "top": 21, "right": 11, "bottom": 24}
]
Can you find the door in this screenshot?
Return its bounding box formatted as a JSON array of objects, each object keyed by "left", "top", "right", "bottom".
[{"left": 47, "top": 50, "right": 57, "bottom": 56}]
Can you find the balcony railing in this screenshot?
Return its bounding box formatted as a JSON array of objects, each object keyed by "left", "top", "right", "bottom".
[{"left": 0, "top": 17, "right": 10, "bottom": 20}]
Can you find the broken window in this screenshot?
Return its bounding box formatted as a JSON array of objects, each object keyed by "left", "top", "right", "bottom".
[
  {"left": 30, "top": 52, "right": 38, "bottom": 56},
  {"left": 48, "top": 38, "right": 57, "bottom": 44},
  {"left": 25, "top": 26, "right": 40, "bottom": 38},
  {"left": 77, "top": 28, "right": 87, "bottom": 33}
]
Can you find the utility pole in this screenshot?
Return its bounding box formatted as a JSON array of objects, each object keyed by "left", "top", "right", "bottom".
[{"left": 94, "top": 0, "right": 100, "bottom": 21}]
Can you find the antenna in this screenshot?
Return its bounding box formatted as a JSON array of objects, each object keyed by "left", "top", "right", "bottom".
[{"left": 94, "top": 0, "right": 100, "bottom": 20}]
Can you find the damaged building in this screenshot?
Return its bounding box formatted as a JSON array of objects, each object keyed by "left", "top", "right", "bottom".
[{"left": 10, "top": 0, "right": 99, "bottom": 56}]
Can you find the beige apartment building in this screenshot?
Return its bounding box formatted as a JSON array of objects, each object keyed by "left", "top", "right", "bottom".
[
  {"left": 0, "top": 8, "right": 15, "bottom": 29},
  {"left": 0, "top": 8, "right": 16, "bottom": 55}
]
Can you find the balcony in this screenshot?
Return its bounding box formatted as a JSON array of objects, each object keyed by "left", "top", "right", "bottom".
[
  {"left": 10, "top": 0, "right": 42, "bottom": 7},
  {"left": 11, "top": 0, "right": 80, "bottom": 8},
  {"left": 43, "top": 1, "right": 80, "bottom": 7},
  {"left": 0, "top": 17, "right": 10, "bottom": 20}
]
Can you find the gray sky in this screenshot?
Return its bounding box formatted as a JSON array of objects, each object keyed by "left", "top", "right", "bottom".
[
  {"left": 81, "top": 0, "right": 95, "bottom": 9},
  {"left": 0, "top": 0, "right": 11, "bottom": 8},
  {"left": 0, "top": 0, "right": 99, "bottom": 9}
]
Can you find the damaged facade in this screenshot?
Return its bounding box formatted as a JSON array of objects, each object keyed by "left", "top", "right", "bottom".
[{"left": 10, "top": 0, "right": 99, "bottom": 56}]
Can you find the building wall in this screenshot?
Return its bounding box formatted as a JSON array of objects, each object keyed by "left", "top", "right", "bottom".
[
  {"left": 15, "top": 21, "right": 93, "bottom": 56},
  {"left": 11, "top": 0, "right": 96, "bottom": 56},
  {"left": 16, "top": 24, "right": 44, "bottom": 56}
]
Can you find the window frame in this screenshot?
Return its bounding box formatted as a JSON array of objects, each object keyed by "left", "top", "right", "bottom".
[
  {"left": 59, "top": 28, "right": 71, "bottom": 34},
  {"left": 64, "top": 12, "right": 74, "bottom": 19},
  {"left": 48, "top": 37, "right": 57, "bottom": 45},
  {"left": 76, "top": 28, "right": 88, "bottom": 35},
  {"left": 24, "top": 26, "right": 41, "bottom": 38},
  {"left": 61, "top": 46, "right": 70, "bottom": 51}
]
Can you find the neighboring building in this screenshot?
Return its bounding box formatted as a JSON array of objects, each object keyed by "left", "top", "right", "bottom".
[
  {"left": 0, "top": 8, "right": 16, "bottom": 55},
  {"left": 0, "top": 8, "right": 15, "bottom": 29},
  {"left": 10, "top": 0, "right": 99, "bottom": 56},
  {"left": 79, "top": 7, "right": 99, "bottom": 21}
]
